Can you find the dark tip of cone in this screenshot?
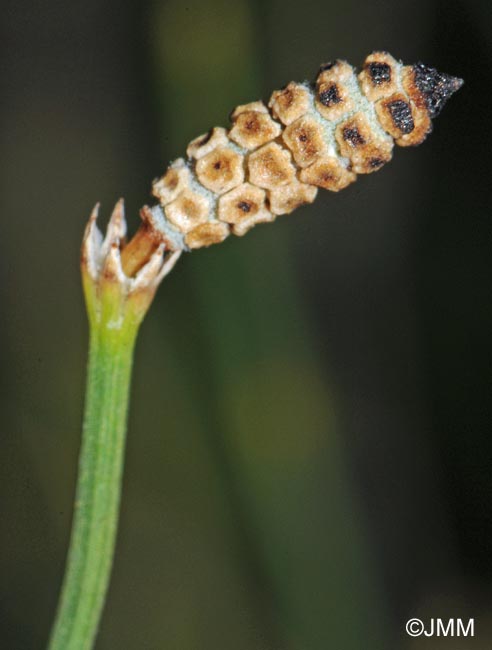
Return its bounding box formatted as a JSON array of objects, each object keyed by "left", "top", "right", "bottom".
[{"left": 414, "top": 62, "right": 464, "bottom": 118}]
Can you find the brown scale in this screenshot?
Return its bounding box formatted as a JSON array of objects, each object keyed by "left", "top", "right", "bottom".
[
  {"left": 375, "top": 94, "right": 416, "bottom": 142},
  {"left": 269, "top": 82, "right": 311, "bottom": 125},
  {"left": 282, "top": 116, "right": 328, "bottom": 168},
  {"left": 195, "top": 146, "right": 245, "bottom": 195},
  {"left": 299, "top": 157, "right": 356, "bottom": 192},
  {"left": 152, "top": 158, "right": 190, "bottom": 205},
  {"left": 217, "top": 182, "right": 273, "bottom": 236},
  {"left": 315, "top": 59, "right": 354, "bottom": 121},
  {"left": 186, "top": 127, "right": 228, "bottom": 159},
  {"left": 185, "top": 222, "right": 229, "bottom": 249},
  {"left": 336, "top": 112, "right": 393, "bottom": 174},
  {"left": 247, "top": 142, "right": 296, "bottom": 190},
  {"left": 229, "top": 103, "right": 281, "bottom": 149},
  {"left": 269, "top": 181, "right": 317, "bottom": 215},
  {"left": 165, "top": 189, "right": 210, "bottom": 233},
  {"left": 358, "top": 51, "right": 400, "bottom": 102},
  {"left": 145, "top": 53, "right": 462, "bottom": 251}
]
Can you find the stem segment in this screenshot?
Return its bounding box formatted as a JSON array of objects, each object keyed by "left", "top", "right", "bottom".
[
  {"left": 47, "top": 201, "right": 180, "bottom": 650},
  {"left": 48, "top": 320, "right": 138, "bottom": 650}
]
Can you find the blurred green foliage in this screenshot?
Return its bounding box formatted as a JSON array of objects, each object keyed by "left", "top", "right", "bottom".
[{"left": 1, "top": 0, "right": 491, "bottom": 648}]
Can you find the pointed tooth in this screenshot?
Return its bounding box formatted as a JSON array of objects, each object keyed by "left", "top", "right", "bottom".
[
  {"left": 155, "top": 249, "right": 182, "bottom": 284},
  {"left": 83, "top": 203, "right": 100, "bottom": 240},
  {"left": 103, "top": 199, "right": 127, "bottom": 252},
  {"left": 110, "top": 198, "right": 127, "bottom": 239},
  {"left": 103, "top": 240, "right": 128, "bottom": 286},
  {"left": 82, "top": 203, "right": 104, "bottom": 278},
  {"left": 131, "top": 244, "right": 166, "bottom": 292}
]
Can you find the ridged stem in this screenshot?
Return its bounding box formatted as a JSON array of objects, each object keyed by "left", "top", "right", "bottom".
[{"left": 47, "top": 305, "right": 138, "bottom": 650}]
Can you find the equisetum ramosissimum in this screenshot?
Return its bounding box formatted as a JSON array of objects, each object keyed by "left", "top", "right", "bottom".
[{"left": 88, "top": 51, "right": 463, "bottom": 277}]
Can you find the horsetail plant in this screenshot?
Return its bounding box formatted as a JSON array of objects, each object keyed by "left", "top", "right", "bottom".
[{"left": 47, "top": 53, "right": 462, "bottom": 650}]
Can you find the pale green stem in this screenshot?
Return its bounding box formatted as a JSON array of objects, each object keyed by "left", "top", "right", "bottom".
[{"left": 48, "top": 320, "right": 138, "bottom": 650}]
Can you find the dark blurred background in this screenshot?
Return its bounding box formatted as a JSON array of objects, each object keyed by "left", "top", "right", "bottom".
[{"left": 1, "top": 0, "right": 491, "bottom": 648}]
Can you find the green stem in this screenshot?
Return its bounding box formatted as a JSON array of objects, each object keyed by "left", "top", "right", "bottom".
[{"left": 48, "top": 320, "right": 138, "bottom": 650}]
